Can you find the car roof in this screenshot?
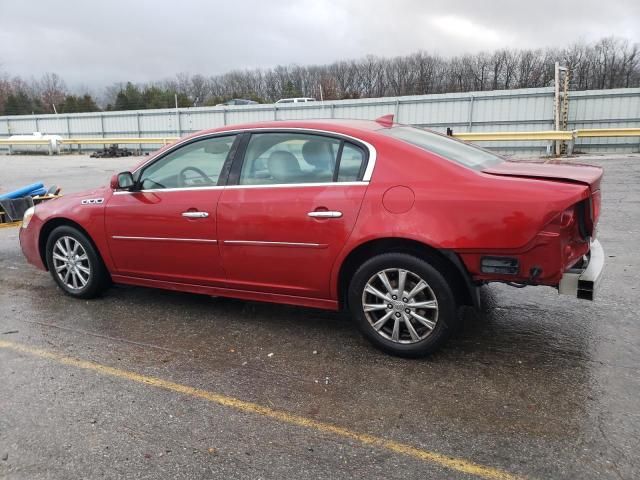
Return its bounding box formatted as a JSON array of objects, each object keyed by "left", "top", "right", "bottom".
[
  {"left": 131, "top": 119, "right": 394, "bottom": 174},
  {"left": 187, "top": 119, "right": 388, "bottom": 139}
]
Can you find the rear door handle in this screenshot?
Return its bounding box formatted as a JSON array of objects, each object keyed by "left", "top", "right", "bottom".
[
  {"left": 182, "top": 211, "right": 209, "bottom": 218},
  {"left": 308, "top": 211, "right": 343, "bottom": 218}
]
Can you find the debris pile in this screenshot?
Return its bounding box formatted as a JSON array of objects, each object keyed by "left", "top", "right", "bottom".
[
  {"left": 0, "top": 183, "right": 61, "bottom": 224},
  {"left": 91, "top": 144, "right": 134, "bottom": 158}
]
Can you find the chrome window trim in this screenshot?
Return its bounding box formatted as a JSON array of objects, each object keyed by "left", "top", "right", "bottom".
[
  {"left": 112, "top": 235, "right": 218, "bottom": 244},
  {"left": 113, "top": 181, "right": 368, "bottom": 195},
  {"left": 129, "top": 127, "right": 377, "bottom": 181},
  {"left": 113, "top": 185, "right": 225, "bottom": 195},
  {"left": 225, "top": 181, "right": 367, "bottom": 190},
  {"left": 222, "top": 240, "right": 327, "bottom": 249}
]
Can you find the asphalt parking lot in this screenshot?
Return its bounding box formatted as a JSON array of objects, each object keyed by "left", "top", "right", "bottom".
[{"left": 1, "top": 152, "right": 639, "bottom": 479}]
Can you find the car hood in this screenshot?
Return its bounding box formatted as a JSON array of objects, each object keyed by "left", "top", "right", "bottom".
[{"left": 484, "top": 161, "right": 603, "bottom": 190}]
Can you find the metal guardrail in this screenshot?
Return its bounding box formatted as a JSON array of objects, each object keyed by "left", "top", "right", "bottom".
[
  {"left": 0, "top": 138, "right": 176, "bottom": 145},
  {"left": 576, "top": 128, "right": 640, "bottom": 138},
  {"left": 452, "top": 128, "right": 639, "bottom": 156},
  {"left": 0, "top": 137, "right": 177, "bottom": 155},
  {"left": 452, "top": 128, "right": 640, "bottom": 155},
  {"left": 0, "top": 128, "right": 638, "bottom": 155},
  {"left": 452, "top": 131, "right": 575, "bottom": 141},
  {"left": 453, "top": 128, "right": 640, "bottom": 142},
  {"left": 61, "top": 137, "right": 178, "bottom": 145}
]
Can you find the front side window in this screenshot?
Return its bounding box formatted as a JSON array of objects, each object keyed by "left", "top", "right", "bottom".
[
  {"left": 382, "top": 126, "right": 504, "bottom": 171},
  {"left": 139, "top": 135, "right": 236, "bottom": 190},
  {"left": 239, "top": 133, "right": 342, "bottom": 185}
]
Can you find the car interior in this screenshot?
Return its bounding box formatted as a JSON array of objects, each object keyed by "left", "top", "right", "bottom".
[
  {"left": 240, "top": 134, "right": 339, "bottom": 185},
  {"left": 240, "top": 133, "right": 364, "bottom": 185},
  {"left": 138, "top": 136, "right": 235, "bottom": 189},
  {"left": 136, "top": 132, "right": 366, "bottom": 190}
]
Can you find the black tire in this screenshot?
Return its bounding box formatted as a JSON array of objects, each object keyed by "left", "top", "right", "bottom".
[
  {"left": 45, "top": 225, "right": 110, "bottom": 299},
  {"left": 348, "top": 253, "right": 459, "bottom": 357}
]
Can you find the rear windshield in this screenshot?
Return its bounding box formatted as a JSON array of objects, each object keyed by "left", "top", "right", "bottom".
[{"left": 382, "top": 126, "right": 504, "bottom": 171}]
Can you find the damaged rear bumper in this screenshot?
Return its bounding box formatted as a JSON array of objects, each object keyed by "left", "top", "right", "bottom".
[{"left": 558, "top": 239, "right": 604, "bottom": 301}]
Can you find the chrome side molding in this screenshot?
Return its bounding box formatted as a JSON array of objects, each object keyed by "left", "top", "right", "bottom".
[
  {"left": 222, "top": 240, "right": 327, "bottom": 248},
  {"left": 112, "top": 236, "right": 217, "bottom": 244}
]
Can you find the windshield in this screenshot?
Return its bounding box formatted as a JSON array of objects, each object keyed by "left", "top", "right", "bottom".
[{"left": 383, "top": 126, "right": 504, "bottom": 171}]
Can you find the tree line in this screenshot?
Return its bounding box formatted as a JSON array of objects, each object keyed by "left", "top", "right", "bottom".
[{"left": 1, "top": 36, "right": 637, "bottom": 116}]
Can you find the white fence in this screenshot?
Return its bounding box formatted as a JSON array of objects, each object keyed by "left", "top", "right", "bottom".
[{"left": 1, "top": 87, "right": 639, "bottom": 154}]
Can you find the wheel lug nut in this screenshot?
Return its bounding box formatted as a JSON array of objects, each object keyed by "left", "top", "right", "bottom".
[
  {"left": 392, "top": 295, "right": 397, "bottom": 300},
  {"left": 405, "top": 308, "right": 410, "bottom": 313},
  {"left": 403, "top": 298, "right": 408, "bottom": 302},
  {"left": 395, "top": 312, "right": 401, "bottom": 317},
  {"left": 387, "top": 304, "right": 393, "bottom": 309}
]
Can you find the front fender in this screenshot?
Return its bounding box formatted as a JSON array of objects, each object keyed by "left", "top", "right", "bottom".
[{"left": 31, "top": 187, "right": 114, "bottom": 272}]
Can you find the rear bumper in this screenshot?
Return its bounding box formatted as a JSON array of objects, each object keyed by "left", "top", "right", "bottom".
[{"left": 558, "top": 239, "right": 604, "bottom": 300}]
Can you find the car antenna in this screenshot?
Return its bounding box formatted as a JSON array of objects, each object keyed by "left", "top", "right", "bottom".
[{"left": 375, "top": 114, "right": 394, "bottom": 128}]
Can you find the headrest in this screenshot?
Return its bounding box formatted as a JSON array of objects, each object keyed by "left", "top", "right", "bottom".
[
  {"left": 268, "top": 151, "right": 301, "bottom": 181},
  {"left": 302, "top": 140, "right": 333, "bottom": 169}
]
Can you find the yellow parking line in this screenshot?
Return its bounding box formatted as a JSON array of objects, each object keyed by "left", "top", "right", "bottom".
[{"left": 0, "top": 339, "right": 523, "bottom": 480}]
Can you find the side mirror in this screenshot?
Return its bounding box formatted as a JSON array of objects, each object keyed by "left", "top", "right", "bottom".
[{"left": 111, "top": 171, "right": 135, "bottom": 190}]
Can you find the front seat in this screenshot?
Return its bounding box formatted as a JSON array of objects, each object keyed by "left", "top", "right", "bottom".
[
  {"left": 267, "top": 151, "right": 303, "bottom": 183},
  {"left": 302, "top": 140, "right": 333, "bottom": 181}
]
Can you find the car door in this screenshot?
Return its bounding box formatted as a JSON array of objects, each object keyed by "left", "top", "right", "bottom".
[
  {"left": 105, "top": 134, "right": 239, "bottom": 286},
  {"left": 217, "top": 131, "right": 370, "bottom": 299}
]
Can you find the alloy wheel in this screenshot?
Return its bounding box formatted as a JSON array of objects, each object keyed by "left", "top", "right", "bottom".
[
  {"left": 52, "top": 236, "right": 91, "bottom": 291},
  {"left": 361, "top": 268, "right": 439, "bottom": 344}
]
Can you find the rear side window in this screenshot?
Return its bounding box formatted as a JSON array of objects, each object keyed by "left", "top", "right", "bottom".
[
  {"left": 337, "top": 143, "right": 366, "bottom": 181},
  {"left": 238, "top": 132, "right": 368, "bottom": 185},
  {"left": 383, "top": 126, "right": 503, "bottom": 171}
]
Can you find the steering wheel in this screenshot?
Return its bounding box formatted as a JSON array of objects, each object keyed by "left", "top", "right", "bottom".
[{"left": 178, "top": 166, "right": 214, "bottom": 187}]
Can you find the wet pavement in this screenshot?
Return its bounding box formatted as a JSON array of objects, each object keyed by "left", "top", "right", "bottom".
[{"left": 0, "top": 153, "right": 639, "bottom": 479}]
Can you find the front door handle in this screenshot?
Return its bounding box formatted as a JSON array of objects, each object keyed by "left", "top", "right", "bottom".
[
  {"left": 182, "top": 211, "right": 209, "bottom": 218},
  {"left": 308, "top": 211, "right": 343, "bottom": 218}
]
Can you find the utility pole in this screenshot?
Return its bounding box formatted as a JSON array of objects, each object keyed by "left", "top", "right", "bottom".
[
  {"left": 175, "top": 93, "right": 181, "bottom": 137},
  {"left": 554, "top": 62, "right": 569, "bottom": 156}
]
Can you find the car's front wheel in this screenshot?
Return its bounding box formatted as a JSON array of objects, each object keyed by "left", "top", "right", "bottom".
[
  {"left": 45, "top": 225, "right": 110, "bottom": 299},
  {"left": 348, "top": 253, "right": 459, "bottom": 357}
]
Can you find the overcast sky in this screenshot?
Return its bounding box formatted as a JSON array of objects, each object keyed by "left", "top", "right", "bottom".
[{"left": 1, "top": 0, "right": 638, "bottom": 90}]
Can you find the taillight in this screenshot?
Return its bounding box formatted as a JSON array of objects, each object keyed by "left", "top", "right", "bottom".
[
  {"left": 551, "top": 206, "right": 576, "bottom": 228},
  {"left": 591, "top": 190, "right": 601, "bottom": 227},
  {"left": 548, "top": 201, "right": 592, "bottom": 239}
]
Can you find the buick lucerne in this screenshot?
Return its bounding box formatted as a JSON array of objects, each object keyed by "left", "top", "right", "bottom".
[{"left": 19, "top": 116, "right": 604, "bottom": 356}]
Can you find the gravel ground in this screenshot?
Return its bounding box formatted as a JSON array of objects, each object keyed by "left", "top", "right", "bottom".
[{"left": 0, "top": 152, "right": 639, "bottom": 479}]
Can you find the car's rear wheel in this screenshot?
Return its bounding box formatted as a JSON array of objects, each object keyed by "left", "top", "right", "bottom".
[
  {"left": 45, "top": 225, "right": 110, "bottom": 299},
  {"left": 348, "top": 253, "right": 459, "bottom": 357}
]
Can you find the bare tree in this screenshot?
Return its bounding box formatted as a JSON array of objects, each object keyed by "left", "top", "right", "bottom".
[
  {"left": 38, "top": 72, "right": 67, "bottom": 113},
  {"left": 2, "top": 36, "right": 639, "bottom": 115}
]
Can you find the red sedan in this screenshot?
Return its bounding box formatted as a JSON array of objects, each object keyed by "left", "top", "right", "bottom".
[{"left": 19, "top": 116, "right": 604, "bottom": 356}]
